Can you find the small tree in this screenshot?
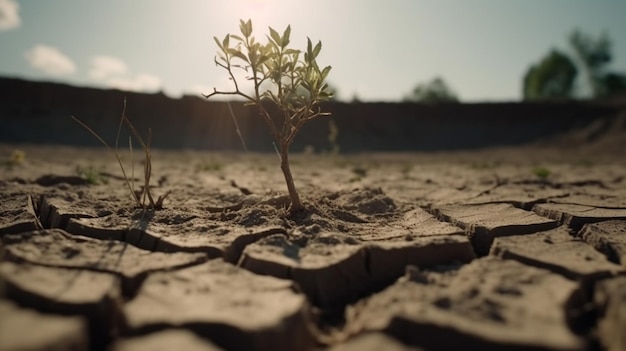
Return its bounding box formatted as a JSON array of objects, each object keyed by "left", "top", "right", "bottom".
[
  {"left": 522, "top": 49, "right": 577, "bottom": 100},
  {"left": 204, "top": 19, "right": 332, "bottom": 213},
  {"left": 523, "top": 29, "right": 626, "bottom": 100},
  {"left": 403, "top": 77, "right": 459, "bottom": 103}
]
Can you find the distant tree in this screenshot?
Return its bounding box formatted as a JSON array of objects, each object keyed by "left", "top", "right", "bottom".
[
  {"left": 522, "top": 49, "right": 577, "bottom": 100},
  {"left": 568, "top": 29, "right": 613, "bottom": 97},
  {"left": 601, "top": 72, "right": 626, "bottom": 95},
  {"left": 524, "top": 29, "right": 626, "bottom": 100},
  {"left": 404, "top": 77, "right": 459, "bottom": 103}
]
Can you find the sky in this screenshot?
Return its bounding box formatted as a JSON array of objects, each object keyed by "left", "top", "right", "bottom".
[{"left": 1, "top": 0, "right": 625, "bottom": 102}]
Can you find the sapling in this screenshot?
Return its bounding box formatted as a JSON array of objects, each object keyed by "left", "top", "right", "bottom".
[{"left": 204, "top": 19, "right": 333, "bottom": 213}]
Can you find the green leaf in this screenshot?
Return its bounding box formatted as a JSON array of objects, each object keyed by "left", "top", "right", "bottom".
[
  {"left": 213, "top": 36, "right": 224, "bottom": 51},
  {"left": 313, "top": 40, "right": 322, "bottom": 59},
  {"left": 307, "top": 38, "right": 313, "bottom": 57},
  {"left": 210, "top": 20, "right": 332, "bottom": 144},
  {"left": 319, "top": 91, "right": 332, "bottom": 100},
  {"left": 269, "top": 27, "right": 281, "bottom": 46},
  {"left": 282, "top": 25, "right": 291, "bottom": 48},
  {"left": 260, "top": 43, "right": 273, "bottom": 55},
  {"left": 222, "top": 34, "right": 230, "bottom": 50},
  {"left": 248, "top": 49, "right": 258, "bottom": 65},
  {"left": 321, "top": 65, "right": 332, "bottom": 81},
  {"left": 227, "top": 48, "right": 249, "bottom": 63},
  {"left": 309, "top": 59, "right": 320, "bottom": 73},
  {"left": 240, "top": 19, "right": 252, "bottom": 37},
  {"left": 239, "top": 19, "right": 246, "bottom": 35}
]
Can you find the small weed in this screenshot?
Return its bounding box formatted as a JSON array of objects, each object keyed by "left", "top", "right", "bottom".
[
  {"left": 470, "top": 161, "right": 501, "bottom": 170},
  {"left": 351, "top": 166, "right": 368, "bottom": 178},
  {"left": 196, "top": 161, "right": 223, "bottom": 172},
  {"left": 533, "top": 167, "right": 551, "bottom": 180},
  {"left": 75, "top": 165, "right": 109, "bottom": 185},
  {"left": 72, "top": 99, "right": 170, "bottom": 209},
  {"left": 10, "top": 149, "right": 25, "bottom": 165},
  {"left": 349, "top": 176, "right": 362, "bottom": 183},
  {"left": 400, "top": 163, "right": 413, "bottom": 177},
  {"left": 349, "top": 166, "right": 368, "bottom": 182},
  {"left": 327, "top": 119, "right": 340, "bottom": 155},
  {"left": 303, "top": 145, "right": 316, "bottom": 156},
  {"left": 3, "top": 149, "right": 26, "bottom": 168}
]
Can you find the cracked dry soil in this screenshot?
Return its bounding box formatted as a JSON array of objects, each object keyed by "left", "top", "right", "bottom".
[{"left": 1, "top": 145, "right": 626, "bottom": 351}]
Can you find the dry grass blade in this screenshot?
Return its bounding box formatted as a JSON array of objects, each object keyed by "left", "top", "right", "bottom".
[
  {"left": 70, "top": 114, "right": 139, "bottom": 205},
  {"left": 227, "top": 101, "right": 248, "bottom": 152},
  {"left": 129, "top": 135, "right": 135, "bottom": 198},
  {"left": 27, "top": 194, "right": 43, "bottom": 230},
  {"left": 72, "top": 98, "right": 169, "bottom": 209}
]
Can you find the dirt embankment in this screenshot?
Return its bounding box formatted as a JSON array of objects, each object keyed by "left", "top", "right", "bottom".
[{"left": 1, "top": 76, "right": 623, "bottom": 152}]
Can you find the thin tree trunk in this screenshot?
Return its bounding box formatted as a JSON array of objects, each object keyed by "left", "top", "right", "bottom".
[{"left": 280, "top": 146, "right": 304, "bottom": 212}]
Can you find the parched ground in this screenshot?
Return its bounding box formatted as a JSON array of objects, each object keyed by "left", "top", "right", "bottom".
[{"left": 1, "top": 144, "right": 625, "bottom": 351}]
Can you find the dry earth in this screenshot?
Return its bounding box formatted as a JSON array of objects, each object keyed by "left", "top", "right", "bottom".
[{"left": 1, "top": 144, "right": 625, "bottom": 351}]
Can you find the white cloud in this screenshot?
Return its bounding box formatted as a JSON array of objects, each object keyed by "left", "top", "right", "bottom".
[
  {"left": 89, "top": 55, "right": 128, "bottom": 80},
  {"left": 0, "top": 0, "right": 20, "bottom": 31},
  {"left": 24, "top": 45, "right": 76, "bottom": 76},
  {"left": 107, "top": 73, "right": 162, "bottom": 92},
  {"left": 88, "top": 54, "right": 162, "bottom": 93}
]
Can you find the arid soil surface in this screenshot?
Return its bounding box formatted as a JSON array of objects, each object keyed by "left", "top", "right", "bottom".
[{"left": 1, "top": 144, "right": 626, "bottom": 351}]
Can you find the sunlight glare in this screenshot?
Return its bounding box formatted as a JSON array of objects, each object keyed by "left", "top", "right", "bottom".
[
  {"left": 240, "top": 0, "right": 274, "bottom": 14},
  {"left": 234, "top": 0, "right": 278, "bottom": 30}
]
